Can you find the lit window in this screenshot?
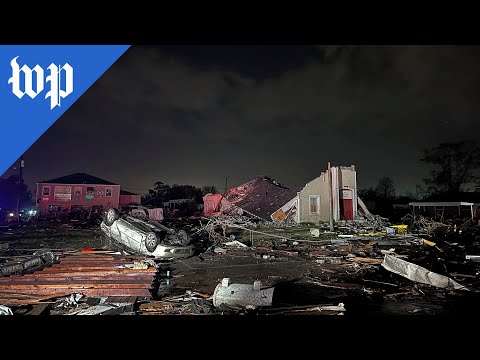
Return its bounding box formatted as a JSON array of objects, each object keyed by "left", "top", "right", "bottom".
[
  {"left": 43, "top": 186, "right": 50, "bottom": 196},
  {"left": 309, "top": 195, "right": 320, "bottom": 215},
  {"left": 106, "top": 188, "right": 112, "bottom": 197}
]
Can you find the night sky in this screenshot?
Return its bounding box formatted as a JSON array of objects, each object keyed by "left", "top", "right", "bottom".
[{"left": 6, "top": 45, "right": 480, "bottom": 196}]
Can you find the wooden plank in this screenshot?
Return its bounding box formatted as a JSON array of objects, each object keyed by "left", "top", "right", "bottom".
[
  {"left": 55, "top": 262, "right": 156, "bottom": 267},
  {"left": 353, "top": 257, "right": 384, "bottom": 264},
  {"left": 6, "top": 269, "right": 155, "bottom": 282},
  {"left": 37, "top": 267, "right": 148, "bottom": 272},
  {"left": 25, "top": 303, "right": 50, "bottom": 315},
  {"left": 0, "top": 290, "right": 74, "bottom": 302},
  {"left": 33, "top": 268, "right": 156, "bottom": 274},
  {"left": 60, "top": 257, "right": 118, "bottom": 260},
  {"left": 0, "top": 288, "right": 152, "bottom": 296},
  {"left": 81, "top": 289, "right": 151, "bottom": 297},
  {"left": 105, "top": 296, "right": 138, "bottom": 304},
  {"left": 0, "top": 283, "right": 153, "bottom": 290},
  {"left": 57, "top": 259, "right": 129, "bottom": 262},
  {"left": 0, "top": 275, "right": 154, "bottom": 282},
  {"left": 1, "top": 299, "right": 57, "bottom": 306}
]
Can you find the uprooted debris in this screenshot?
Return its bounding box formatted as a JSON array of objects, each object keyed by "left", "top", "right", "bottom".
[
  {"left": 195, "top": 216, "right": 257, "bottom": 246},
  {"left": 138, "top": 290, "right": 214, "bottom": 315}
]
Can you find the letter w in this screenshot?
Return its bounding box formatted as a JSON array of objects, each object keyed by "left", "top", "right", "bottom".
[{"left": 8, "top": 56, "right": 44, "bottom": 99}]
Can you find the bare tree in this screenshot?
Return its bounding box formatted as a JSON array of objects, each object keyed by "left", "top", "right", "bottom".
[
  {"left": 421, "top": 140, "right": 480, "bottom": 194},
  {"left": 375, "top": 177, "right": 396, "bottom": 200}
]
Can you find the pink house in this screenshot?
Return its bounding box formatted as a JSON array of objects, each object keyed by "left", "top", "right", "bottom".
[
  {"left": 36, "top": 173, "right": 120, "bottom": 215},
  {"left": 119, "top": 190, "right": 141, "bottom": 206}
]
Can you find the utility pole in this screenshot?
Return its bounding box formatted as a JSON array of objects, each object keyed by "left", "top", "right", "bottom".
[
  {"left": 16, "top": 156, "right": 24, "bottom": 222},
  {"left": 328, "top": 162, "right": 334, "bottom": 232}
]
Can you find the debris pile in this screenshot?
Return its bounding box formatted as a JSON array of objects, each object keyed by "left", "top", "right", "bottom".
[
  {"left": 0, "top": 250, "right": 158, "bottom": 309},
  {"left": 138, "top": 290, "right": 213, "bottom": 315}
]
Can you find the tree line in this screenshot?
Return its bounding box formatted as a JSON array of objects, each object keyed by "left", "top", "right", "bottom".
[
  {"left": 359, "top": 139, "right": 480, "bottom": 218},
  {"left": 142, "top": 182, "right": 218, "bottom": 207}
]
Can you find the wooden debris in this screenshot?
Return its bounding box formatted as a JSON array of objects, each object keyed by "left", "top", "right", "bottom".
[
  {"left": 0, "top": 250, "right": 158, "bottom": 305},
  {"left": 25, "top": 303, "right": 50, "bottom": 315},
  {"left": 353, "top": 257, "right": 384, "bottom": 264}
]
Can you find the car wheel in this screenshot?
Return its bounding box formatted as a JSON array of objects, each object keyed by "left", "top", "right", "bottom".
[
  {"left": 137, "top": 209, "right": 149, "bottom": 220},
  {"left": 104, "top": 208, "right": 120, "bottom": 226},
  {"left": 145, "top": 232, "right": 159, "bottom": 252},
  {"left": 177, "top": 230, "right": 190, "bottom": 245}
]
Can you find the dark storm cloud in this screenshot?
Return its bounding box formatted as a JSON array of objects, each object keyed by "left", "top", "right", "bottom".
[{"left": 19, "top": 45, "right": 480, "bottom": 195}]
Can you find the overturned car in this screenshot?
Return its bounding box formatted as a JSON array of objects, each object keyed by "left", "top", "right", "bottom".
[{"left": 100, "top": 208, "right": 194, "bottom": 260}]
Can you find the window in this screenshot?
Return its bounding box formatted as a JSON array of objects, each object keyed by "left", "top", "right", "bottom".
[
  {"left": 106, "top": 188, "right": 112, "bottom": 197},
  {"left": 43, "top": 186, "right": 50, "bottom": 196},
  {"left": 74, "top": 187, "right": 82, "bottom": 195},
  {"left": 309, "top": 195, "right": 320, "bottom": 215},
  {"left": 86, "top": 187, "right": 95, "bottom": 199},
  {"left": 54, "top": 185, "right": 72, "bottom": 202},
  {"left": 54, "top": 186, "right": 71, "bottom": 194}
]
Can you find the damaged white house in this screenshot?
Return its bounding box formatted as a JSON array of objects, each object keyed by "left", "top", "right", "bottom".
[{"left": 272, "top": 165, "right": 369, "bottom": 224}]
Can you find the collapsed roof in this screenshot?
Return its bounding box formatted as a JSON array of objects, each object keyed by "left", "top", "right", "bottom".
[{"left": 223, "top": 177, "right": 300, "bottom": 220}]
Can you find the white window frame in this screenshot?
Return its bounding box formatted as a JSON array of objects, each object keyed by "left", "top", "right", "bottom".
[
  {"left": 309, "top": 195, "right": 320, "bottom": 215},
  {"left": 43, "top": 186, "right": 50, "bottom": 196},
  {"left": 105, "top": 187, "right": 112, "bottom": 197}
]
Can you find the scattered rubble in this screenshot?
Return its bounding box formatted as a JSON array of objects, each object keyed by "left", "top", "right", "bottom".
[{"left": 1, "top": 205, "right": 480, "bottom": 315}]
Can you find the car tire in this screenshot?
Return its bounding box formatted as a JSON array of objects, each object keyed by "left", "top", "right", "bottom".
[
  {"left": 145, "top": 232, "right": 159, "bottom": 252},
  {"left": 104, "top": 208, "right": 120, "bottom": 226},
  {"left": 177, "top": 230, "right": 190, "bottom": 245},
  {"left": 138, "top": 208, "right": 149, "bottom": 220}
]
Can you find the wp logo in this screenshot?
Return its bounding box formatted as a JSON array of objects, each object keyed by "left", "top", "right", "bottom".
[{"left": 8, "top": 56, "right": 73, "bottom": 110}]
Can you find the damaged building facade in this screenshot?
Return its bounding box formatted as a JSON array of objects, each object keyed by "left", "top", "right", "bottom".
[
  {"left": 272, "top": 165, "right": 358, "bottom": 223},
  {"left": 204, "top": 165, "right": 364, "bottom": 224}
]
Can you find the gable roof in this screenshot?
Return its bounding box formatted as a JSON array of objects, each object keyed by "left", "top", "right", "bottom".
[
  {"left": 39, "top": 173, "right": 117, "bottom": 185},
  {"left": 225, "top": 177, "right": 300, "bottom": 220}
]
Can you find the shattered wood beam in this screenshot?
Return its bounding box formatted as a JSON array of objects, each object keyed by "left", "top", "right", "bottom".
[
  {"left": 20, "top": 271, "right": 156, "bottom": 277},
  {"left": 37, "top": 266, "right": 155, "bottom": 271},
  {"left": 0, "top": 275, "right": 155, "bottom": 282},
  {"left": 0, "top": 288, "right": 153, "bottom": 296},
  {"left": 0, "top": 283, "right": 153, "bottom": 289}
]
